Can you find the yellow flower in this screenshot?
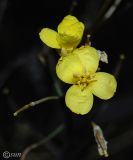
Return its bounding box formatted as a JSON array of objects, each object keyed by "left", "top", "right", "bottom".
[
  {"left": 56, "top": 45, "right": 117, "bottom": 115},
  {"left": 39, "top": 15, "right": 84, "bottom": 53}
]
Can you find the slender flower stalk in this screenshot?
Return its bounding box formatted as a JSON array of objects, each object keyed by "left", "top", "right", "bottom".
[{"left": 13, "top": 96, "right": 59, "bottom": 116}]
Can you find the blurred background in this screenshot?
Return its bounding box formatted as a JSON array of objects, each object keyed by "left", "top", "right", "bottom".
[{"left": 0, "top": 0, "right": 133, "bottom": 159}]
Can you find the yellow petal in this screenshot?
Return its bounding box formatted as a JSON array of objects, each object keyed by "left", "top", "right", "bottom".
[
  {"left": 73, "top": 46, "right": 99, "bottom": 74},
  {"left": 57, "top": 15, "right": 84, "bottom": 49},
  {"left": 89, "top": 72, "right": 117, "bottom": 99},
  {"left": 65, "top": 85, "right": 93, "bottom": 115},
  {"left": 56, "top": 45, "right": 99, "bottom": 84},
  {"left": 58, "top": 15, "right": 79, "bottom": 28},
  {"left": 56, "top": 53, "right": 84, "bottom": 84},
  {"left": 39, "top": 28, "right": 60, "bottom": 49}
]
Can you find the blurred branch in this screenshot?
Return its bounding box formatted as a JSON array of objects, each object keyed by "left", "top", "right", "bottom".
[
  {"left": 69, "top": 0, "right": 78, "bottom": 14},
  {"left": 13, "top": 96, "right": 60, "bottom": 116},
  {"left": 113, "top": 53, "right": 125, "bottom": 78},
  {"left": 37, "top": 50, "right": 63, "bottom": 97},
  {"left": 0, "top": 0, "right": 8, "bottom": 25},
  {"left": 21, "top": 124, "right": 65, "bottom": 160},
  {"left": 104, "top": 0, "right": 122, "bottom": 20},
  {"left": 109, "top": 128, "right": 133, "bottom": 155},
  {"left": 93, "top": 53, "right": 125, "bottom": 120},
  {"left": 86, "top": 0, "right": 114, "bottom": 33},
  {"left": 84, "top": 0, "right": 122, "bottom": 34}
]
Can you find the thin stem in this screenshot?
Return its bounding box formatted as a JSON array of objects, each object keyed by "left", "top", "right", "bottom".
[
  {"left": 13, "top": 96, "right": 60, "bottom": 116},
  {"left": 20, "top": 124, "right": 65, "bottom": 160}
]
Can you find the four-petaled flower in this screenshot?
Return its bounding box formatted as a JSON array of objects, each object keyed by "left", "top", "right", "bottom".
[
  {"left": 39, "top": 15, "right": 84, "bottom": 54},
  {"left": 56, "top": 45, "right": 117, "bottom": 115}
]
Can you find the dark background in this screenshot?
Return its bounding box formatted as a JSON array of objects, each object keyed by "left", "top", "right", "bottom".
[{"left": 0, "top": 0, "right": 133, "bottom": 159}]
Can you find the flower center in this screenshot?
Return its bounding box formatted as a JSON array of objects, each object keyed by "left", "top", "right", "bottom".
[{"left": 74, "top": 73, "right": 97, "bottom": 90}]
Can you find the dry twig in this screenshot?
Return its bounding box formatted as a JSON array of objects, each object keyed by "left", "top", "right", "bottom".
[
  {"left": 91, "top": 121, "right": 108, "bottom": 157},
  {"left": 21, "top": 124, "right": 65, "bottom": 160},
  {"left": 13, "top": 96, "right": 60, "bottom": 116}
]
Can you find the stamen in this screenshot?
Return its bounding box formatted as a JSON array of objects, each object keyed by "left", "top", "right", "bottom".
[{"left": 74, "top": 73, "right": 97, "bottom": 89}]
